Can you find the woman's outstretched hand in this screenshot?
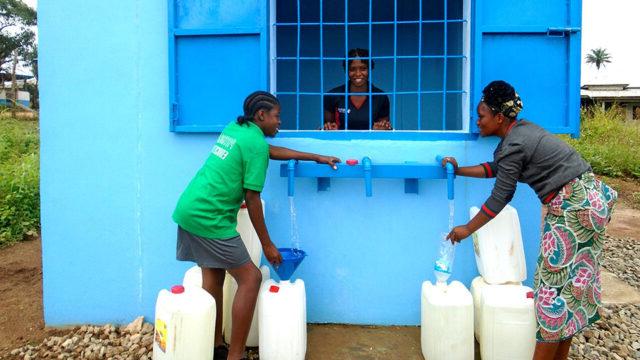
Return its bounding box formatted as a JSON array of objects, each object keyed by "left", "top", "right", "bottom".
[
  {"left": 446, "top": 225, "right": 471, "bottom": 244},
  {"left": 440, "top": 156, "right": 459, "bottom": 171},
  {"left": 314, "top": 155, "right": 341, "bottom": 170}
]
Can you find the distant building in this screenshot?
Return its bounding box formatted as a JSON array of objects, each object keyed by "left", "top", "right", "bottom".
[
  {"left": 0, "top": 90, "right": 30, "bottom": 108},
  {"left": 581, "top": 84, "right": 640, "bottom": 120}
]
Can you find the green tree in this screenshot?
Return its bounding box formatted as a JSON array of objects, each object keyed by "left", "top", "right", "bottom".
[
  {"left": 585, "top": 48, "right": 612, "bottom": 70},
  {"left": 0, "top": 0, "right": 35, "bottom": 74},
  {"left": 21, "top": 42, "right": 37, "bottom": 109},
  {"left": 0, "top": 0, "right": 36, "bottom": 111}
]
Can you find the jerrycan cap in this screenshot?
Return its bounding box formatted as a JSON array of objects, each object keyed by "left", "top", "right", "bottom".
[
  {"left": 526, "top": 291, "right": 534, "bottom": 299},
  {"left": 171, "top": 285, "right": 185, "bottom": 294},
  {"left": 269, "top": 285, "right": 280, "bottom": 293},
  {"left": 346, "top": 159, "right": 358, "bottom": 166},
  {"left": 240, "top": 202, "right": 247, "bottom": 209}
]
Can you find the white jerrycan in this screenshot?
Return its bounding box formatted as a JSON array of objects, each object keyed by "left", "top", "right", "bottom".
[
  {"left": 258, "top": 279, "right": 307, "bottom": 360},
  {"left": 182, "top": 265, "right": 202, "bottom": 288},
  {"left": 471, "top": 276, "right": 488, "bottom": 341},
  {"left": 182, "top": 200, "right": 267, "bottom": 346},
  {"left": 222, "top": 201, "right": 266, "bottom": 345},
  {"left": 182, "top": 264, "right": 271, "bottom": 347},
  {"left": 470, "top": 205, "right": 527, "bottom": 284},
  {"left": 236, "top": 201, "right": 264, "bottom": 265},
  {"left": 181, "top": 200, "right": 264, "bottom": 289},
  {"left": 223, "top": 265, "right": 271, "bottom": 346},
  {"left": 421, "top": 281, "right": 474, "bottom": 360},
  {"left": 471, "top": 276, "right": 523, "bottom": 341},
  {"left": 480, "top": 283, "right": 536, "bottom": 360},
  {"left": 152, "top": 285, "right": 216, "bottom": 360}
]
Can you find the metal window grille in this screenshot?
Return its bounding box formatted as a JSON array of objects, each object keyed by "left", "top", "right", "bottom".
[{"left": 270, "top": 0, "right": 470, "bottom": 132}]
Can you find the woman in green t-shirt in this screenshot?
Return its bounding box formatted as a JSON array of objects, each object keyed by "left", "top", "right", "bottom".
[{"left": 173, "top": 91, "right": 340, "bottom": 360}]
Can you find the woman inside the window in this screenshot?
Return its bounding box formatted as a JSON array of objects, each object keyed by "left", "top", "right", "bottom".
[{"left": 323, "top": 48, "right": 391, "bottom": 130}]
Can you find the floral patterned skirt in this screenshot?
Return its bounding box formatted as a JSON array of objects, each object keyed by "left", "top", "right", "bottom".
[{"left": 534, "top": 172, "right": 617, "bottom": 342}]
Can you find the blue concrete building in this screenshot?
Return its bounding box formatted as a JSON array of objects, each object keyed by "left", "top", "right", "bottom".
[{"left": 39, "top": 0, "right": 582, "bottom": 325}]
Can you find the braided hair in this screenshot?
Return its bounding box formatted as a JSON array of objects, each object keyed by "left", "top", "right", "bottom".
[
  {"left": 481, "top": 80, "right": 523, "bottom": 119},
  {"left": 237, "top": 91, "right": 280, "bottom": 126}
]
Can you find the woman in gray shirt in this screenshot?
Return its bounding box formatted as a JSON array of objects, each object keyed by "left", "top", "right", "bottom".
[{"left": 443, "top": 81, "right": 617, "bottom": 360}]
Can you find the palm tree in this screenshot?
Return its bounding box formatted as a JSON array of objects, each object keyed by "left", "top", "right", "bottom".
[{"left": 586, "top": 48, "right": 612, "bottom": 70}]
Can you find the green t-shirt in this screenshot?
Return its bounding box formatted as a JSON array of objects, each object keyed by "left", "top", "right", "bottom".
[{"left": 172, "top": 121, "right": 269, "bottom": 239}]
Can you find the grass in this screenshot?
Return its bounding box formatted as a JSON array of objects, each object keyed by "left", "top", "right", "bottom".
[
  {"left": 0, "top": 116, "right": 39, "bottom": 247},
  {"left": 564, "top": 106, "right": 640, "bottom": 179},
  {"left": 562, "top": 105, "right": 640, "bottom": 209}
]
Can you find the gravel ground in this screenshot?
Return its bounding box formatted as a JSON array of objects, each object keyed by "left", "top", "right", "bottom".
[
  {"left": 5, "top": 236, "right": 640, "bottom": 360},
  {"left": 5, "top": 318, "right": 153, "bottom": 360},
  {"left": 602, "top": 236, "right": 640, "bottom": 290},
  {"left": 567, "top": 235, "right": 640, "bottom": 360},
  {"left": 3, "top": 315, "right": 257, "bottom": 360},
  {"left": 569, "top": 304, "right": 640, "bottom": 360}
]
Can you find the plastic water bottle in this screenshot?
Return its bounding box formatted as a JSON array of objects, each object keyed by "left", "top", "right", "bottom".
[{"left": 434, "top": 234, "right": 455, "bottom": 284}]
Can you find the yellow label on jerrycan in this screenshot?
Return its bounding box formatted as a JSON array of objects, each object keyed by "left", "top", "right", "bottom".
[
  {"left": 152, "top": 285, "right": 216, "bottom": 360},
  {"left": 154, "top": 319, "right": 167, "bottom": 353}
]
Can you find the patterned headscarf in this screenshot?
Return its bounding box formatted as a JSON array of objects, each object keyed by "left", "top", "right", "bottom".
[{"left": 481, "top": 92, "right": 523, "bottom": 119}]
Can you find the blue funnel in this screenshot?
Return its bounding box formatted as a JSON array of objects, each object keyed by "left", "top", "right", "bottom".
[{"left": 273, "top": 248, "right": 307, "bottom": 281}]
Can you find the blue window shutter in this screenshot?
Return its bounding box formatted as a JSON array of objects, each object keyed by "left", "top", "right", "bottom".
[
  {"left": 169, "top": 0, "right": 268, "bottom": 132},
  {"left": 471, "top": 0, "right": 582, "bottom": 137}
]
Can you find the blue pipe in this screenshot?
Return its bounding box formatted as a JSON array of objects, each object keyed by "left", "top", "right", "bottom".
[
  {"left": 435, "top": 155, "right": 455, "bottom": 200},
  {"left": 362, "top": 156, "right": 372, "bottom": 197},
  {"left": 287, "top": 160, "right": 297, "bottom": 197}
]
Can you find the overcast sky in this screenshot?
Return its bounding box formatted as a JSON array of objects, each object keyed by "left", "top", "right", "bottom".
[
  {"left": 582, "top": 0, "right": 639, "bottom": 86},
  {"left": 23, "top": 0, "right": 36, "bottom": 10}
]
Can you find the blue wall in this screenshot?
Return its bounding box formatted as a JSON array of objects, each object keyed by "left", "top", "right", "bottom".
[{"left": 40, "top": 0, "right": 544, "bottom": 326}]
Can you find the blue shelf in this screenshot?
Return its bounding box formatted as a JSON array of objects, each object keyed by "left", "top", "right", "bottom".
[{"left": 279, "top": 158, "right": 454, "bottom": 196}]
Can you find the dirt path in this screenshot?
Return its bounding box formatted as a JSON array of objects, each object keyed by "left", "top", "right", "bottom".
[
  {"left": 0, "top": 184, "right": 638, "bottom": 357},
  {"left": 0, "top": 237, "right": 51, "bottom": 355}
]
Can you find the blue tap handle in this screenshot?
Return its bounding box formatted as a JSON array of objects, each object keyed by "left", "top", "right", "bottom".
[
  {"left": 287, "top": 160, "right": 297, "bottom": 197},
  {"left": 362, "top": 156, "right": 372, "bottom": 197},
  {"left": 436, "top": 155, "right": 455, "bottom": 200}
]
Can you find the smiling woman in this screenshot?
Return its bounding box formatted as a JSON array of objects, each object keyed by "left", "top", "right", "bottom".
[{"left": 322, "top": 48, "right": 391, "bottom": 130}]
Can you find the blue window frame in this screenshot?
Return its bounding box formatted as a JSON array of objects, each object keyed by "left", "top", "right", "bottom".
[{"left": 271, "top": 0, "right": 471, "bottom": 132}]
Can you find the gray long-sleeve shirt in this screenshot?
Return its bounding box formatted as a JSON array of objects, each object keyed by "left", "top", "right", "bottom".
[{"left": 479, "top": 120, "right": 591, "bottom": 218}]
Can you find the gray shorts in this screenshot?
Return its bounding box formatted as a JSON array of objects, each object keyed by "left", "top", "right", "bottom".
[{"left": 176, "top": 226, "right": 252, "bottom": 269}]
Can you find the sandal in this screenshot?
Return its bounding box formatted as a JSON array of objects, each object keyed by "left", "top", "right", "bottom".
[{"left": 213, "top": 345, "right": 229, "bottom": 360}]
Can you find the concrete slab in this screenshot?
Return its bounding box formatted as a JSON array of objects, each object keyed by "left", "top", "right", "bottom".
[
  {"left": 606, "top": 204, "right": 640, "bottom": 239},
  {"left": 601, "top": 271, "right": 640, "bottom": 304}
]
